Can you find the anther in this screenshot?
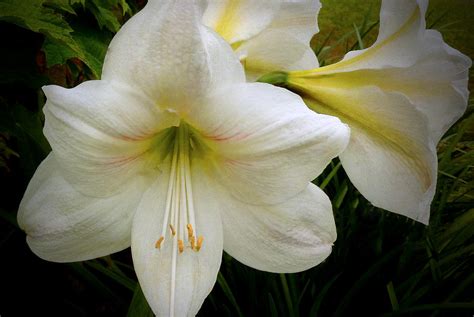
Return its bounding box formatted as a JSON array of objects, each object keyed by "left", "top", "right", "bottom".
[
  {"left": 169, "top": 224, "right": 176, "bottom": 236},
  {"left": 186, "top": 224, "right": 194, "bottom": 239},
  {"left": 155, "top": 236, "right": 164, "bottom": 249},
  {"left": 190, "top": 236, "right": 196, "bottom": 250},
  {"left": 178, "top": 239, "right": 184, "bottom": 253},
  {"left": 196, "top": 236, "right": 203, "bottom": 251}
]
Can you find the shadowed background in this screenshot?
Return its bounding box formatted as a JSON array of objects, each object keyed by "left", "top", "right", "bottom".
[{"left": 0, "top": 0, "right": 472, "bottom": 316}]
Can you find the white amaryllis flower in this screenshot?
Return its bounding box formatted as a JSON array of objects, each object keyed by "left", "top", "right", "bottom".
[
  {"left": 203, "top": 0, "right": 321, "bottom": 81},
  {"left": 17, "top": 1, "right": 350, "bottom": 316},
  {"left": 283, "top": 0, "right": 471, "bottom": 224}
]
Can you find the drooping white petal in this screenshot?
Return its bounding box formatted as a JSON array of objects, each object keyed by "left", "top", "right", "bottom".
[
  {"left": 103, "top": 0, "right": 244, "bottom": 109},
  {"left": 203, "top": 0, "right": 282, "bottom": 44},
  {"left": 131, "top": 165, "right": 223, "bottom": 317},
  {"left": 268, "top": 0, "right": 321, "bottom": 44},
  {"left": 287, "top": 0, "right": 470, "bottom": 223},
  {"left": 43, "top": 80, "right": 176, "bottom": 197},
  {"left": 17, "top": 154, "right": 145, "bottom": 262},
  {"left": 301, "top": 86, "right": 437, "bottom": 224},
  {"left": 237, "top": 30, "right": 319, "bottom": 81},
  {"left": 221, "top": 183, "right": 336, "bottom": 273},
  {"left": 186, "top": 82, "right": 350, "bottom": 205},
  {"left": 310, "top": 0, "right": 471, "bottom": 143}
]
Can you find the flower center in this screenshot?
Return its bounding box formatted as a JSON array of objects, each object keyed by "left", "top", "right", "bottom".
[{"left": 154, "top": 123, "right": 203, "bottom": 254}]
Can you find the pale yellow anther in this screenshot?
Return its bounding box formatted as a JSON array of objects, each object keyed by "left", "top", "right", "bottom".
[
  {"left": 178, "top": 239, "right": 184, "bottom": 253},
  {"left": 186, "top": 224, "right": 194, "bottom": 239},
  {"left": 190, "top": 236, "right": 196, "bottom": 250},
  {"left": 196, "top": 236, "right": 203, "bottom": 252},
  {"left": 155, "top": 236, "right": 164, "bottom": 249},
  {"left": 169, "top": 224, "right": 176, "bottom": 236}
]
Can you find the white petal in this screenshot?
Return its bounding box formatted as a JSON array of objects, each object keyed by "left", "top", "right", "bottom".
[
  {"left": 203, "top": 0, "right": 282, "bottom": 44},
  {"left": 17, "top": 154, "right": 144, "bottom": 262},
  {"left": 131, "top": 165, "right": 223, "bottom": 317},
  {"left": 237, "top": 30, "right": 319, "bottom": 81},
  {"left": 313, "top": 0, "right": 471, "bottom": 142},
  {"left": 268, "top": 0, "right": 322, "bottom": 44},
  {"left": 186, "top": 83, "right": 350, "bottom": 205},
  {"left": 103, "top": 0, "right": 244, "bottom": 108},
  {"left": 302, "top": 86, "right": 437, "bottom": 224},
  {"left": 43, "top": 80, "right": 176, "bottom": 197},
  {"left": 221, "top": 183, "right": 336, "bottom": 273}
]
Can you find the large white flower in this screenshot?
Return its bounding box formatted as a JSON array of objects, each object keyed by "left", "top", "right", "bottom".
[
  {"left": 283, "top": 0, "right": 471, "bottom": 224},
  {"left": 203, "top": 0, "right": 321, "bottom": 81},
  {"left": 17, "top": 0, "right": 350, "bottom": 316}
]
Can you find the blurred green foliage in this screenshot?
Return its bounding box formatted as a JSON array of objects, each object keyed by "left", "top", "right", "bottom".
[{"left": 0, "top": 0, "right": 472, "bottom": 316}]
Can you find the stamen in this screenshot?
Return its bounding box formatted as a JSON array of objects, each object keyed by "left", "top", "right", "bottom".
[
  {"left": 169, "top": 224, "right": 176, "bottom": 236},
  {"left": 155, "top": 236, "right": 164, "bottom": 249},
  {"left": 187, "top": 224, "right": 194, "bottom": 239},
  {"left": 155, "top": 123, "right": 204, "bottom": 258},
  {"left": 196, "top": 236, "right": 204, "bottom": 251},
  {"left": 159, "top": 135, "right": 179, "bottom": 241}
]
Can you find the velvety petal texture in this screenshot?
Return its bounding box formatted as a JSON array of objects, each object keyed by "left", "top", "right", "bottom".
[
  {"left": 186, "top": 83, "right": 350, "bottom": 205},
  {"left": 204, "top": 0, "right": 320, "bottom": 80},
  {"left": 103, "top": 0, "right": 245, "bottom": 107},
  {"left": 43, "top": 80, "right": 176, "bottom": 198},
  {"left": 18, "top": 154, "right": 144, "bottom": 262},
  {"left": 287, "top": 0, "right": 471, "bottom": 224},
  {"left": 221, "top": 183, "right": 336, "bottom": 273}
]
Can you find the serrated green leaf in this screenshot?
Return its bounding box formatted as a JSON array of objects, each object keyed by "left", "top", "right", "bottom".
[
  {"left": 0, "top": 0, "right": 74, "bottom": 43},
  {"left": 44, "top": 0, "right": 77, "bottom": 15},
  {"left": 119, "top": 0, "right": 132, "bottom": 15},
  {"left": 42, "top": 22, "right": 111, "bottom": 77},
  {"left": 88, "top": 0, "right": 122, "bottom": 32}
]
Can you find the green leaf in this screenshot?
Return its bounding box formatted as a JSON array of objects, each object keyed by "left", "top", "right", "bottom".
[
  {"left": 217, "top": 272, "right": 244, "bottom": 317},
  {"left": 44, "top": 0, "right": 77, "bottom": 15},
  {"left": 43, "top": 22, "right": 112, "bottom": 77},
  {"left": 127, "top": 284, "right": 154, "bottom": 317},
  {"left": 0, "top": 0, "right": 107, "bottom": 77},
  {"left": 87, "top": 0, "right": 131, "bottom": 33},
  {"left": 0, "top": 0, "right": 74, "bottom": 43}
]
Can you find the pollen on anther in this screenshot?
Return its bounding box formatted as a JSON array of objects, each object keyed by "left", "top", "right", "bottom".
[
  {"left": 190, "top": 236, "right": 196, "bottom": 250},
  {"left": 155, "top": 236, "right": 164, "bottom": 249},
  {"left": 186, "top": 224, "right": 194, "bottom": 239},
  {"left": 178, "top": 239, "right": 184, "bottom": 253},
  {"left": 196, "top": 236, "right": 203, "bottom": 251},
  {"left": 169, "top": 224, "right": 176, "bottom": 236}
]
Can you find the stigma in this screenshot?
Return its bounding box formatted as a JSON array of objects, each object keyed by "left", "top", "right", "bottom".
[{"left": 154, "top": 123, "right": 203, "bottom": 254}]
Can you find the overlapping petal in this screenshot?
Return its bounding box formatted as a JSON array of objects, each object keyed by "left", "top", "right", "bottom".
[
  {"left": 204, "top": 0, "right": 320, "bottom": 81},
  {"left": 237, "top": 30, "right": 319, "bottom": 81},
  {"left": 18, "top": 154, "right": 145, "bottom": 262},
  {"left": 268, "top": 0, "right": 321, "bottom": 44},
  {"left": 131, "top": 165, "right": 223, "bottom": 317},
  {"left": 287, "top": 0, "right": 471, "bottom": 223},
  {"left": 302, "top": 87, "right": 437, "bottom": 223},
  {"left": 221, "top": 183, "right": 336, "bottom": 273},
  {"left": 203, "top": 0, "right": 281, "bottom": 44},
  {"left": 299, "top": 0, "right": 471, "bottom": 143},
  {"left": 186, "top": 82, "right": 350, "bottom": 205},
  {"left": 103, "top": 0, "right": 244, "bottom": 107},
  {"left": 43, "top": 80, "right": 177, "bottom": 197}
]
